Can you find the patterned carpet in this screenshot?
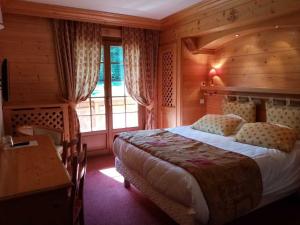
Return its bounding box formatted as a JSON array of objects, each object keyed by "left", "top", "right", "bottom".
[{"left": 84, "top": 155, "right": 300, "bottom": 225}]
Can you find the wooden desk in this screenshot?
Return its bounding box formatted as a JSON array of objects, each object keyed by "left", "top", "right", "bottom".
[{"left": 0, "top": 136, "right": 72, "bottom": 225}]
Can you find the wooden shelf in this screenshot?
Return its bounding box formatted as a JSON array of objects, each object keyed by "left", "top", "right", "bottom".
[{"left": 201, "top": 86, "right": 300, "bottom": 96}]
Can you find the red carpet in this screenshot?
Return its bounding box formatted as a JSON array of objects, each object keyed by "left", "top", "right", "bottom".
[{"left": 85, "top": 155, "right": 300, "bottom": 225}]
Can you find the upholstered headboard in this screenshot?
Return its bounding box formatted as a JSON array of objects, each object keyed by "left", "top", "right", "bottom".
[{"left": 202, "top": 86, "right": 300, "bottom": 122}]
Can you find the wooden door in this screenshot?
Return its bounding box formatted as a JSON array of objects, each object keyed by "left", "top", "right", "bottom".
[{"left": 158, "top": 43, "right": 177, "bottom": 128}]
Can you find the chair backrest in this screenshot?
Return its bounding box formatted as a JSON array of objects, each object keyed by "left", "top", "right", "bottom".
[
  {"left": 62, "top": 141, "right": 73, "bottom": 169},
  {"left": 62, "top": 135, "right": 80, "bottom": 169},
  {"left": 70, "top": 142, "right": 87, "bottom": 225},
  {"left": 79, "top": 143, "right": 87, "bottom": 199}
]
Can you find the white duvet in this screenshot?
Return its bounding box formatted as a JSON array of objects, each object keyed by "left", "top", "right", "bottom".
[{"left": 113, "top": 126, "right": 300, "bottom": 224}]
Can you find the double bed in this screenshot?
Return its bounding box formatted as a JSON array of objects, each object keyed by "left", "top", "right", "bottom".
[{"left": 113, "top": 99, "right": 300, "bottom": 225}]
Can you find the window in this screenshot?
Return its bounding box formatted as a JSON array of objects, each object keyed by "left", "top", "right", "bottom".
[{"left": 76, "top": 44, "right": 139, "bottom": 133}]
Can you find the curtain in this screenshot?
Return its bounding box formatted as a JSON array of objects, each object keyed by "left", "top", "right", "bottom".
[
  {"left": 54, "top": 20, "right": 102, "bottom": 139},
  {"left": 122, "top": 27, "right": 159, "bottom": 129}
]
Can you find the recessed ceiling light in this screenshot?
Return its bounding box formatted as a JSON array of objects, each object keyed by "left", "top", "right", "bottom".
[
  {"left": 235, "top": 34, "right": 240, "bottom": 38},
  {"left": 275, "top": 25, "right": 279, "bottom": 29}
]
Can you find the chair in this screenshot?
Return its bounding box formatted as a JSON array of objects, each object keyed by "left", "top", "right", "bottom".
[
  {"left": 16, "top": 125, "right": 64, "bottom": 157},
  {"left": 62, "top": 134, "right": 82, "bottom": 169},
  {"left": 69, "top": 142, "right": 87, "bottom": 225}
]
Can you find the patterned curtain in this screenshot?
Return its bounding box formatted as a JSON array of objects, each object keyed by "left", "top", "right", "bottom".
[
  {"left": 54, "top": 20, "right": 102, "bottom": 139},
  {"left": 122, "top": 27, "right": 159, "bottom": 129}
]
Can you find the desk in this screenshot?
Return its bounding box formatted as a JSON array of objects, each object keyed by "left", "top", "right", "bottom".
[{"left": 0, "top": 135, "right": 72, "bottom": 225}]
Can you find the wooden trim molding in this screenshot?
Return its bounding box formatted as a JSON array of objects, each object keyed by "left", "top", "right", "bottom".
[
  {"left": 201, "top": 86, "right": 300, "bottom": 96},
  {"left": 162, "top": 0, "right": 300, "bottom": 29},
  {"left": 3, "top": 0, "right": 161, "bottom": 30}
]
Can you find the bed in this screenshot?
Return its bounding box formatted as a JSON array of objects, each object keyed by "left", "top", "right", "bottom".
[
  {"left": 113, "top": 99, "right": 300, "bottom": 225},
  {"left": 114, "top": 126, "right": 300, "bottom": 225}
]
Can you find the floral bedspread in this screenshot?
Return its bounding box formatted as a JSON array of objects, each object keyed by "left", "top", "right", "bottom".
[{"left": 117, "top": 129, "right": 263, "bottom": 225}]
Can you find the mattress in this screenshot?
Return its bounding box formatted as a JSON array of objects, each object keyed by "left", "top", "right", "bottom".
[{"left": 113, "top": 126, "right": 300, "bottom": 224}]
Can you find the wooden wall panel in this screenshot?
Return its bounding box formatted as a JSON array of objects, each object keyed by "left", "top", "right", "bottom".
[
  {"left": 207, "top": 28, "right": 300, "bottom": 114},
  {"left": 205, "top": 95, "right": 223, "bottom": 115},
  {"left": 157, "top": 0, "right": 300, "bottom": 127},
  {"left": 181, "top": 44, "right": 208, "bottom": 125},
  {"left": 0, "top": 14, "right": 60, "bottom": 104},
  {"left": 212, "top": 29, "right": 300, "bottom": 89},
  {"left": 161, "top": 0, "right": 300, "bottom": 44}
]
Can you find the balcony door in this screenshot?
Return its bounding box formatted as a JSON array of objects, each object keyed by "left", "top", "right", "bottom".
[{"left": 77, "top": 41, "right": 142, "bottom": 153}]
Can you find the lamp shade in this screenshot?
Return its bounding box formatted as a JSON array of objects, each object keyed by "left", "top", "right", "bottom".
[
  {"left": 0, "top": 7, "right": 4, "bottom": 30},
  {"left": 209, "top": 68, "right": 218, "bottom": 76}
]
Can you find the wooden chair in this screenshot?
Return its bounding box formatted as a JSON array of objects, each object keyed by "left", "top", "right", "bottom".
[
  {"left": 62, "top": 139, "right": 75, "bottom": 169},
  {"left": 62, "top": 134, "right": 82, "bottom": 169},
  {"left": 69, "top": 142, "right": 87, "bottom": 225}
]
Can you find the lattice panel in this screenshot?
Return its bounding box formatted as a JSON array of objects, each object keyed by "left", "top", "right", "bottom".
[
  {"left": 11, "top": 108, "right": 64, "bottom": 135},
  {"left": 162, "top": 50, "right": 175, "bottom": 107}
]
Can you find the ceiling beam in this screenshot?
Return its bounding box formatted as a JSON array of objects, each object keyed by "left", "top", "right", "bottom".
[{"left": 2, "top": 0, "right": 162, "bottom": 30}]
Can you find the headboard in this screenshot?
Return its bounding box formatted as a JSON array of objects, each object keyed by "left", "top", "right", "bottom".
[{"left": 202, "top": 86, "right": 300, "bottom": 122}]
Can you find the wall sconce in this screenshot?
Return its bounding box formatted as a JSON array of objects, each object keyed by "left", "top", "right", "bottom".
[
  {"left": 208, "top": 67, "right": 219, "bottom": 86},
  {"left": 0, "top": 7, "right": 4, "bottom": 30}
]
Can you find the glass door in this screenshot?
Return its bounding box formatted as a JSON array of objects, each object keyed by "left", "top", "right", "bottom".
[
  {"left": 106, "top": 44, "right": 140, "bottom": 149},
  {"left": 77, "top": 47, "right": 106, "bottom": 133},
  {"left": 77, "top": 41, "right": 141, "bottom": 152},
  {"left": 110, "top": 45, "right": 139, "bottom": 129}
]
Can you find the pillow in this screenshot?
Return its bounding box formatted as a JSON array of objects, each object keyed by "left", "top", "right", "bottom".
[
  {"left": 235, "top": 122, "right": 297, "bottom": 153},
  {"left": 192, "top": 114, "right": 244, "bottom": 136},
  {"left": 223, "top": 100, "right": 256, "bottom": 122},
  {"left": 266, "top": 102, "right": 300, "bottom": 138}
]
